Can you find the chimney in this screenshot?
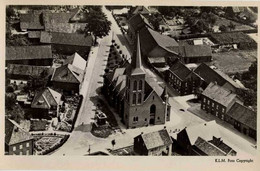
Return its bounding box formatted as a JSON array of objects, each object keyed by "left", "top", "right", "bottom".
[
  {"left": 204, "top": 123, "right": 207, "bottom": 126},
  {"left": 141, "top": 132, "right": 143, "bottom": 135},
  {"left": 164, "top": 126, "right": 166, "bottom": 130}
]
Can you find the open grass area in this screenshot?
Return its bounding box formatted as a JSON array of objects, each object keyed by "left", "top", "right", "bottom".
[{"left": 210, "top": 50, "right": 257, "bottom": 74}]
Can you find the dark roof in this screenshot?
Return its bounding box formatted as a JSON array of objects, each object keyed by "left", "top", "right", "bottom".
[
  {"left": 168, "top": 45, "right": 212, "bottom": 58},
  {"left": 51, "top": 64, "right": 84, "bottom": 84},
  {"left": 128, "top": 14, "right": 153, "bottom": 32},
  {"left": 209, "top": 32, "right": 256, "bottom": 45},
  {"left": 138, "top": 129, "right": 173, "bottom": 150},
  {"left": 28, "top": 31, "right": 41, "bottom": 38},
  {"left": 202, "top": 82, "right": 239, "bottom": 107},
  {"left": 40, "top": 31, "right": 93, "bottom": 46},
  {"left": 139, "top": 26, "right": 178, "bottom": 56},
  {"left": 6, "top": 46, "right": 53, "bottom": 61},
  {"left": 226, "top": 102, "right": 256, "bottom": 130},
  {"left": 209, "top": 138, "right": 235, "bottom": 154},
  {"left": 6, "top": 64, "right": 53, "bottom": 78},
  {"left": 31, "top": 87, "right": 62, "bottom": 109},
  {"left": 194, "top": 63, "right": 241, "bottom": 89},
  {"left": 20, "top": 13, "right": 44, "bottom": 30},
  {"left": 169, "top": 60, "right": 194, "bottom": 81},
  {"left": 194, "top": 137, "right": 226, "bottom": 156},
  {"left": 5, "top": 118, "right": 33, "bottom": 146}
]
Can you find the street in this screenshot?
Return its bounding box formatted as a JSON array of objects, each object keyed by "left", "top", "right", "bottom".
[{"left": 52, "top": 6, "right": 257, "bottom": 156}]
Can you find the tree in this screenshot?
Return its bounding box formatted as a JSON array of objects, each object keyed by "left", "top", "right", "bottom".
[
  {"left": 84, "top": 10, "right": 111, "bottom": 44},
  {"left": 219, "top": 25, "right": 227, "bottom": 32}
]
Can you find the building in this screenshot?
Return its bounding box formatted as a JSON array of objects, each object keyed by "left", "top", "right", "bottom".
[
  {"left": 168, "top": 45, "right": 212, "bottom": 64},
  {"left": 127, "top": 14, "right": 154, "bottom": 45},
  {"left": 147, "top": 57, "right": 166, "bottom": 68},
  {"left": 226, "top": 102, "right": 256, "bottom": 140},
  {"left": 139, "top": 26, "right": 179, "bottom": 60},
  {"left": 40, "top": 31, "right": 93, "bottom": 57},
  {"left": 209, "top": 32, "right": 257, "bottom": 50},
  {"left": 194, "top": 63, "right": 244, "bottom": 91},
  {"left": 6, "top": 64, "right": 53, "bottom": 82},
  {"left": 63, "top": 52, "right": 87, "bottom": 71},
  {"left": 103, "top": 33, "right": 171, "bottom": 128},
  {"left": 167, "top": 60, "right": 202, "bottom": 96},
  {"left": 51, "top": 64, "right": 84, "bottom": 94},
  {"left": 176, "top": 121, "right": 236, "bottom": 156},
  {"left": 201, "top": 82, "right": 243, "bottom": 120},
  {"left": 20, "top": 9, "right": 86, "bottom": 32},
  {"left": 31, "top": 87, "right": 62, "bottom": 119},
  {"left": 5, "top": 118, "right": 34, "bottom": 155},
  {"left": 6, "top": 45, "right": 53, "bottom": 66},
  {"left": 134, "top": 129, "right": 173, "bottom": 156}
]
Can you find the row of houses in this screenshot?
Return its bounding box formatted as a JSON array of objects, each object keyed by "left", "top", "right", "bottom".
[
  {"left": 201, "top": 83, "right": 256, "bottom": 140},
  {"left": 113, "top": 120, "right": 236, "bottom": 156}
]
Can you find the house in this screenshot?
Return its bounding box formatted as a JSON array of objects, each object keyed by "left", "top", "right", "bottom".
[
  {"left": 139, "top": 26, "right": 179, "bottom": 60},
  {"left": 147, "top": 57, "right": 166, "bottom": 68},
  {"left": 134, "top": 129, "right": 173, "bottom": 156},
  {"left": 20, "top": 9, "right": 86, "bottom": 32},
  {"left": 194, "top": 63, "right": 244, "bottom": 91},
  {"left": 5, "top": 118, "right": 34, "bottom": 155},
  {"left": 51, "top": 64, "right": 84, "bottom": 94},
  {"left": 226, "top": 102, "right": 256, "bottom": 140},
  {"left": 127, "top": 14, "right": 154, "bottom": 45},
  {"left": 130, "top": 6, "right": 151, "bottom": 16},
  {"left": 209, "top": 32, "right": 257, "bottom": 50},
  {"left": 63, "top": 52, "right": 87, "bottom": 71},
  {"left": 201, "top": 82, "right": 243, "bottom": 120},
  {"left": 31, "top": 87, "right": 62, "bottom": 119},
  {"left": 166, "top": 60, "right": 202, "bottom": 96},
  {"left": 6, "top": 64, "right": 53, "bottom": 82},
  {"left": 176, "top": 121, "right": 236, "bottom": 156},
  {"left": 6, "top": 45, "right": 53, "bottom": 66},
  {"left": 168, "top": 45, "right": 212, "bottom": 64},
  {"left": 103, "top": 32, "right": 171, "bottom": 128},
  {"left": 20, "top": 12, "right": 45, "bottom": 31},
  {"left": 40, "top": 31, "right": 93, "bottom": 57}
]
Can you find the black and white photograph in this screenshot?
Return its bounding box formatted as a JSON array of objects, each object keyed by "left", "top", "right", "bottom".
[{"left": 4, "top": 3, "right": 258, "bottom": 161}]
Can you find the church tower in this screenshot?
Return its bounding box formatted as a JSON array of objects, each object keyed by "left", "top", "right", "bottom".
[{"left": 124, "top": 32, "right": 146, "bottom": 128}]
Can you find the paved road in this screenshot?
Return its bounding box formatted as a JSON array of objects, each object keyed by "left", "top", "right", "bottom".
[{"left": 52, "top": 6, "right": 256, "bottom": 156}]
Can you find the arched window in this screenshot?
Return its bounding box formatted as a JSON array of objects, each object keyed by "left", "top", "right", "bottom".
[
  {"left": 134, "top": 81, "right": 137, "bottom": 91},
  {"left": 139, "top": 80, "right": 142, "bottom": 90},
  {"left": 133, "top": 93, "right": 136, "bottom": 105},
  {"left": 150, "top": 104, "right": 156, "bottom": 114},
  {"left": 137, "top": 93, "right": 142, "bottom": 104}
]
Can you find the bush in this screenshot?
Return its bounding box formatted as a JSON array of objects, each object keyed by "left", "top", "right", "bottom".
[
  {"left": 119, "top": 50, "right": 122, "bottom": 54},
  {"left": 117, "top": 45, "right": 120, "bottom": 49},
  {"left": 112, "top": 40, "right": 115, "bottom": 43}
]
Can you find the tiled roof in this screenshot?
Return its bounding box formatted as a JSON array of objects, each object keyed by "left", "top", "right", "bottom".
[
  {"left": 139, "top": 26, "right": 178, "bottom": 56},
  {"left": 64, "top": 52, "right": 87, "bottom": 71},
  {"left": 170, "top": 45, "right": 212, "bottom": 58},
  {"left": 202, "top": 82, "right": 238, "bottom": 107},
  {"left": 209, "top": 32, "right": 255, "bottom": 45},
  {"left": 169, "top": 60, "right": 192, "bottom": 81},
  {"left": 45, "top": 22, "right": 86, "bottom": 33},
  {"left": 185, "top": 121, "right": 221, "bottom": 145},
  {"left": 51, "top": 64, "right": 84, "bottom": 83},
  {"left": 226, "top": 102, "right": 256, "bottom": 130},
  {"left": 194, "top": 63, "right": 241, "bottom": 89},
  {"left": 7, "top": 64, "right": 53, "bottom": 78},
  {"left": 31, "top": 87, "right": 62, "bottom": 109},
  {"left": 194, "top": 137, "right": 226, "bottom": 156},
  {"left": 20, "top": 13, "right": 44, "bottom": 30},
  {"left": 5, "top": 118, "right": 33, "bottom": 146},
  {"left": 140, "top": 129, "right": 173, "bottom": 150},
  {"left": 6, "top": 46, "right": 53, "bottom": 61},
  {"left": 128, "top": 14, "right": 153, "bottom": 32},
  {"left": 40, "top": 31, "right": 93, "bottom": 46}
]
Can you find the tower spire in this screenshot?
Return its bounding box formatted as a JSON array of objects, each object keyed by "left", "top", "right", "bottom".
[{"left": 131, "top": 31, "right": 143, "bottom": 71}]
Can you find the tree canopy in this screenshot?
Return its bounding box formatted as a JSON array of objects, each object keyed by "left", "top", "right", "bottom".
[{"left": 84, "top": 9, "right": 111, "bottom": 44}]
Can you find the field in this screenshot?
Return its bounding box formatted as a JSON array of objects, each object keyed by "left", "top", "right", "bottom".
[{"left": 210, "top": 50, "right": 257, "bottom": 74}]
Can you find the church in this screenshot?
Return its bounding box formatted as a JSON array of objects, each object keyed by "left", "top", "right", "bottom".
[{"left": 103, "top": 32, "right": 171, "bottom": 128}]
